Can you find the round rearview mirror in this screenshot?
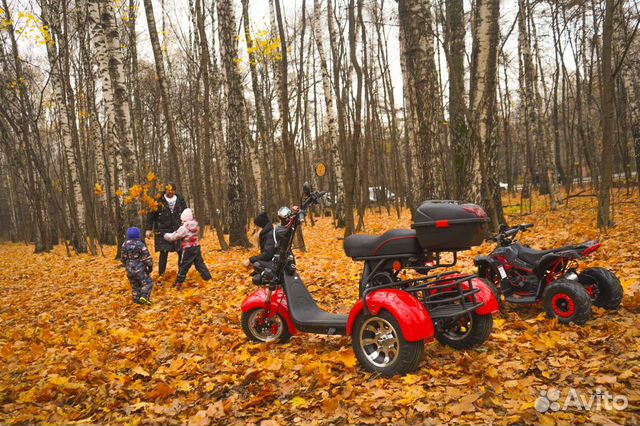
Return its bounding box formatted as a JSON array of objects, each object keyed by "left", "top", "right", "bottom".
[{"left": 315, "top": 162, "right": 326, "bottom": 177}]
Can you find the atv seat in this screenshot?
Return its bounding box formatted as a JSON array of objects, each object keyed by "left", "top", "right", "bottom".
[
  {"left": 344, "top": 229, "right": 423, "bottom": 259},
  {"left": 514, "top": 244, "right": 576, "bottom": 266}
]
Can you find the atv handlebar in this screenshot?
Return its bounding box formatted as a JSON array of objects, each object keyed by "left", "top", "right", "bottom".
[{"left": 490, "top": 223, "right": 533, "bottom": 245}]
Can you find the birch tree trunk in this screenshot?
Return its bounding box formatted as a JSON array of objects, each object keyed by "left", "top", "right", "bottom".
[
  {"left": 597, "top": 0, "right": 616, "bottom": 228},
  {"left": 469, "top": 0, "right": 503, "bottom": 228},
  {"left": 312, "top": 0, "right": 345, "bottom": 225},
  {"left": 142, "top": 0, "right": 184, "bottom": 190},
  {"left": 445, "top": 0, "right": 468, "bottom": 200},
  {"left": 217, "top": 0, "right": 251, "bottom": 247},
  {"left": 398, "top": 25, "right": 419, "bottom": 212},
  {"left": 41, "top": 0, "right": 88, "bottom": 253},
  {"left": 100, "top": 0, "right": 137, "bottom": 189},
  {"left": 241, "top": 0, "right": 266, "bottom": 210},
  {"left": 398, "top": 0, "right": 441, "bottom": 203},
  {"left": 326, "top": 0, "right": 356, "bottom": 232}
]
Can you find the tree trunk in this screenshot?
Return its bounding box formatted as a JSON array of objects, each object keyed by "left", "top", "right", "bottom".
[
  {"left": 469, "top": 0, "right": 503, "bottom": 228},
  {"left": 41, "top": 0, "right": 88, "bottom": 253},
  {"left": 445, "top": 0, "right": 468, "bottom": 200},
  {"left": 312, "top": 0, "right": 346, "bottom": 226},
  {"left": 217, "top": 0, "right": 251, "bottom": 247},
  {"left": 398, "top": 0, "right": 441, "bottom": 203},
  {"left": 597, "top": 0, "right": 616, "bottom": 228},
  {"left": 143, "top": 0, "right": 183, "bottom": 190}
]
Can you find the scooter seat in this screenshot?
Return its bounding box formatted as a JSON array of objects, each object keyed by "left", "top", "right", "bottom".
[{"left": 344, "top": 229, "right": 423, "bottom": 259}]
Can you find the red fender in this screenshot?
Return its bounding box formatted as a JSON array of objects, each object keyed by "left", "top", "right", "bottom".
[
  {"left": 241, "top": 288, "right": 298, "bottom": 335},
  {"left": 346, "top": 289, "right": 434, "bottom": 342},
  {"left": 438, "top": 274, "right": 499, "bottom": 315}
]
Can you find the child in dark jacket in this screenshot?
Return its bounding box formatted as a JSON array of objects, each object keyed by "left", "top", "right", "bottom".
[
  {"left": 164, "top": 208, "right": 211, "bottom": 288},
  {"left": 121, "top": 227, "right": 154, "bottom": 305},
  {"left": 244, "top": 212, "right": 277, "bottom": 268}
]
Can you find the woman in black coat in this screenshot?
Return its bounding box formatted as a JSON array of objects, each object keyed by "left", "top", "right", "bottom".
[{"left": 145, "top": 183, "right": 187, "bottom": 276}]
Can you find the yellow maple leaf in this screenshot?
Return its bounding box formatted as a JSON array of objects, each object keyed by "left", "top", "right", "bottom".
[{"left": 290, "top": 396, "right": 308, "bottom": 408}]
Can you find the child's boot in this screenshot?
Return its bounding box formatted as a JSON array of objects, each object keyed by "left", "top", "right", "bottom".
[{"left": 138, "top": 296, "right": 152, "bottom": 306}]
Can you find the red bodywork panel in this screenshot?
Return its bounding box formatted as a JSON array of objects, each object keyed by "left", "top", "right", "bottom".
[
  {"left": 241, "top": 288, "right": 298, "bottom": 335},
  {"left": 437, "top": 274, "right": 500, "bottom": 315},
  {"left": 346, "top": 289, "right": 434, "bottom": 342},
  {"left": 582, "top": 242, "right": 602, "bottom": 256}
]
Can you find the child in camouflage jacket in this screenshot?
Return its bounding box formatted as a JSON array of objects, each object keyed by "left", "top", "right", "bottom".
[{"left": 121, "top": 227, "right": 154, "bottom": 305}]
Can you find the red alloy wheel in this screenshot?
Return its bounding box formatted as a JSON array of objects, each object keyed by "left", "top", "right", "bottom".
[{"left": 551, "top": 293, "right": 576, "bottom": 318}]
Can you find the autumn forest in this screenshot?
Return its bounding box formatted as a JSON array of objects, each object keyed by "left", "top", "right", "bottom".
[{"left": 0, "top": 0, "right": 639, "bottom": 424}]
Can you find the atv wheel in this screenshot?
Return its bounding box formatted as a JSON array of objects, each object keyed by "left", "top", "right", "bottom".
[
  {"left": 542, "top": 279, "right": 592, "bottom": 325},
  {"left": 435, "top": 312, "right": 493, "bottom": 349},
  {"left": 578, "top": 267, "right": 623, "bottom": 310},
  {"left": 352, "top": 310, "right": 424, "bottom": 376},
  {"left": 242, "top": 308, "right": 291, "bottom": 343}
]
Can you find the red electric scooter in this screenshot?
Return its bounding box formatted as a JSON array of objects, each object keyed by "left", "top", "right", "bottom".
[{"left": 241, "top": 170, "right": 498, "bottom": 376}]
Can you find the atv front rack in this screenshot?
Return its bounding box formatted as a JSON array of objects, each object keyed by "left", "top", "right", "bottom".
[{"left": 361, "top": 272, "right": 484, "bottom": 320}]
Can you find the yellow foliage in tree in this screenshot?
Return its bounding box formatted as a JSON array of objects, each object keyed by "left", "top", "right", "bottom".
[
  {"left": 245, "top": 31, "right": 282, "bottom": 64},
  {"left": 94, "top": 183, "right": 104, "bottom": 197},
  {"left": 120, "top": 174, "right": 164, "bottom": 213}
]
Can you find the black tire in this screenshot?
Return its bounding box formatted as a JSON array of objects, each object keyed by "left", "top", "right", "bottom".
[
  {"left": 578, "top": 267, "right": 623, "bottom": 310},
  {"left": 351, "top": 310, "right": 424, "bottom": 376},
  {"left": 435, "top": 312, "right": 493, "bottom": 349},
  {"left": 241, "top": 308, "right": 291, "bottom": 343},
  {"left": 542, "top": 279, "right": 592, "bottom": 325}
]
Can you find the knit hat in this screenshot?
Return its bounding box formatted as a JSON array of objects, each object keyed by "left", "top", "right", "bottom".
[
  {"left": 127, "top": 227, "right": 141, "bottom": 240},
  {"left": 181, "top": 208, "right": 194, "bottom": 222},
  {"left": 253, "top": 212, "right": 270, "bottom": 228}
]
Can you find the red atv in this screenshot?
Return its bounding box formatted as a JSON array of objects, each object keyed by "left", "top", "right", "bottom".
[{"left": 475, "top": 224, "right": 623, "bottom": 324}]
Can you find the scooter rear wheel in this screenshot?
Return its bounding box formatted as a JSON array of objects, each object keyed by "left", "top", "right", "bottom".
[
  {"left": 435, "top": 312, "right": 493, "bottom": 349},
  {"left": 242, "top": 308, "right": 291, "bottom": 343},
  {"left": 352, "top": 310, "right": 424, "bottom": 376}
]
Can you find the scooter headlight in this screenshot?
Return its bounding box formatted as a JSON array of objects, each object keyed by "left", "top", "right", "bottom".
[{"left": 277, "top": 206, "right": 292, "bottom": 221}]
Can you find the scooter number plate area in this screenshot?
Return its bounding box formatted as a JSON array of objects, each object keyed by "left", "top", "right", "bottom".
[{"left": 498, "top": 266, "right": 507, "bottom": 279}]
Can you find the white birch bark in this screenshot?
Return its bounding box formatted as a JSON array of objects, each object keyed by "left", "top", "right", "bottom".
[
  {"left": 468, "top": 0, "right": 494, "bottom": 205},
  {"left": 87, "top": 0, "right": 121, "bottom": 191},
  {"left": 41, "top": 2, "right": 87, "bottom": 236},
  {"left": 313, "top": 0, "right": 345, "bottom": 216},
  {"left": 99, "top": 0, "right": 137, "bottom": 187}
]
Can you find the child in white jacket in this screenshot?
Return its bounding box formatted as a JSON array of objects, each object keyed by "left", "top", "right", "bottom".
[{"left": 164, "top": 208, "right": 211, "bottom": 288}]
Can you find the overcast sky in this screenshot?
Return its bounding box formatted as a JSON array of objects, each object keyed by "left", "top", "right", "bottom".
[{"left": 7, "top": 0, "right": 567, "bottom": 111}]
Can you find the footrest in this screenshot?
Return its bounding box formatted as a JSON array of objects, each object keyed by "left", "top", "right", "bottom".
[
  {"left": 504, "top": 294, "right": 537, "bottom": 304},
  {"left": 428, "top": 302, "right": 483, "bottom": 319}
]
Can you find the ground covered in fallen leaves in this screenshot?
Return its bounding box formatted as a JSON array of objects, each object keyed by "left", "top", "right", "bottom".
[{"left": 1, "top": 191, "right": 639, "bottom": 425}]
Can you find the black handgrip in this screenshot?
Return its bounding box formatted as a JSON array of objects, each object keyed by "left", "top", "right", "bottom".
[{"left": 504, "top": 228, "right": 519, "bottom": 238}]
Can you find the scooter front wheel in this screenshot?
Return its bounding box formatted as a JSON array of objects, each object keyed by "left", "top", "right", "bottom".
[
  {"left": 352, "top": 310, "right": 424, "bottom": 376},
  {"left": 241, "top": 308, "right": 291, "bottom": 343}
]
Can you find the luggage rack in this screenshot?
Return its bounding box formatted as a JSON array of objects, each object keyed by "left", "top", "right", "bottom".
[
  {"left": 359, "top": 250, "right": 461, "bottom": 287},
  {"left": 361, "top": 270, "right": 484, "bottom": 318}
]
